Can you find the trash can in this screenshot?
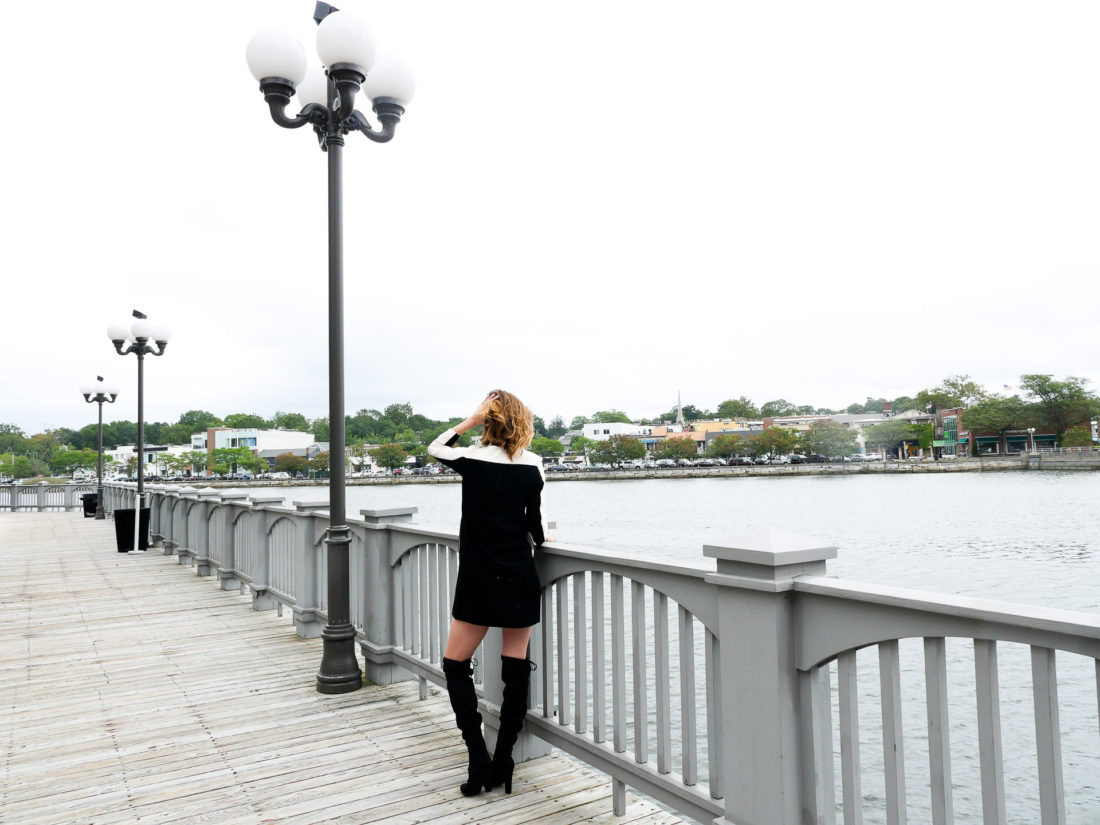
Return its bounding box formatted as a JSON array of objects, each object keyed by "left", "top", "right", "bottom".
[
  {"left": 81, "top": 492, "right": 98, "bottom": 518},
  {"left": 113, "top": 507, "right": 150, "bottom": 552}
]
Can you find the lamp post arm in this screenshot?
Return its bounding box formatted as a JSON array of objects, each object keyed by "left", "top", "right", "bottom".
[
  {"left": 346, "top": 109, "right": 398, "bottom": 143},
  {"left": 145, "top": 341, "right": 169, "bottom": 357}
]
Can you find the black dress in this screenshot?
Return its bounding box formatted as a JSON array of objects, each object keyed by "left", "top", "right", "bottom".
[{"left": 427, "top": 428, "right": 546, "bottom": 628}]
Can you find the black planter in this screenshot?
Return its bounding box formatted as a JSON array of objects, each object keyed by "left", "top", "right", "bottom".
[
  {"left": 113, "top": 507, "right": 150, "bottom": 552},
  {"left": 81, "top": 493, "right": 98, "bottom": 518}
]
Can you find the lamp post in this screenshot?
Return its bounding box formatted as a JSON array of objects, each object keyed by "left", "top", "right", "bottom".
[
  {"left": 108, "top": 310, "right": 171, "bottom": 554},
  {"left": 81, "top": 377, "right": 119, "bottom": 519},
  {"left": 246, "top": 2, "right": 415, "bottom": 694},
  {"left": 1028, "top": 426, "right": 1036, "bottom": 453}
]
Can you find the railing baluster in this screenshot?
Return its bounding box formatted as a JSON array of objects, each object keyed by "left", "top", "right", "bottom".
[
  {"left": 393, "top": 561, "right": 404, "bottom": 650},
  {"left": 419, "top": 546, "right": 429, "bottom": 658},
  {"left": 409, "top": 548, "right": 420, "bottom": 656},
  {"left": 924, "top": 637, "right": 953, "bottom": 825},
  {"left": 573, "top": 572, "right": 588, "bottom": 734},
  {"left": 802, "top": 664, "right": 836, "bottom": 825},
  {"left": 678, "top": 606, "right": 697, "bottom": 786},
  {"left": 878, "top": 640, "right": 906, "bottom": 825},
  {"left": 632, "top": 580, "right": 648, "bottom": 764},
  {"left": 437, "top": 545, "right": 449, "bottom": 660},
  {"left": 592, "top": 571, "right": 606, "bottom": 744},
  {"left": 838, "top": 650, "right": 863, "bottom": 825},
  {"left": 541, "top": 585, "right": 554, "bottom": 719},
  {"left": 556, "top": 577, "right": 571, "bottom": 726},
  {"left": 705, "top": 629, "right": 722, "bottom": 799},
  {"left": 612, "top": 574, "right": 626, "bottom": 754},
  {"left": 654, "top": 590, "right": 670, "bottom": 774},
  {"left": 1031, "top": 646, "right": 1066, "bottom": 825},
  {"left": 974, "top": 639, "right": 1007, "bottom": 825},
  {"left": 428, "top": 544, "right": 439, "bottom": 664}
]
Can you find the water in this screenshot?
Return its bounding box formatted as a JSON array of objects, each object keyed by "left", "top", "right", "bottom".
[{"left": 234, "top": 471, "right": 1100, "bottom": 823}]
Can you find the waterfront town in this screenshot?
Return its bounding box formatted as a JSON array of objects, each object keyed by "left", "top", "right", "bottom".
[{"left": 3, "top": 374, "right": 1098, "bottom": 483}]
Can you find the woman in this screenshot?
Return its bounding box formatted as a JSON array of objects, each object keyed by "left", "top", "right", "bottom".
[{"left": 428, "top": 390, "right": 550, "bottom": 797}]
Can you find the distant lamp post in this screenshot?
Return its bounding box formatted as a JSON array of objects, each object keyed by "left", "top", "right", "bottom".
[
  {"left": 81, "top": 377, "right": 119, "bottom": 519},
  {"left": 246, "top": 2, "right": 415, "bottom": 695},
  {"left": 1027, "top": 427, "right": 1036, "bottom": 453},
  {"left": 108, "top": 310, "right": 171, "bottom": 554}
]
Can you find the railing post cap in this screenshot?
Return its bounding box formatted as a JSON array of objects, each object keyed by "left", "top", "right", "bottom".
[
  {"left": 218, "top": 492, "right": 250, "bottom": 502},
  {"left": 197, "top": 488, "right": 221, "bottom": 498},
  {"left": 249, "top": 495, "right": 285, "bottom": 507},
  {"left": 294, "top": 500, "right": 330, "bottom": 512},
  {"left": 359, "top": 506, "right": 418, "bottom": 524},
  {"left": 704, "top": 527, "right": 836, "bottom": 569}
]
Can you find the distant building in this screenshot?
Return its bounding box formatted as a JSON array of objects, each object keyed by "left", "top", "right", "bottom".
[{"left": 582, "top": 422, "right": 639, "bottom": 441}]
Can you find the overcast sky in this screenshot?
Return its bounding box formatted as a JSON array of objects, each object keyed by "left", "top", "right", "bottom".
[{"left": 3, "top": 1, "right": 1098, "bottom": 436}]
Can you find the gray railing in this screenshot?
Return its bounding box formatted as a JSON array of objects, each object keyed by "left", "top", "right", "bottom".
[
  {"left": 0, "top": 482, "right": 96, "bottom": 511},
  {"left": 94, "top": 482, "right": 1099, "bottom": 825}
]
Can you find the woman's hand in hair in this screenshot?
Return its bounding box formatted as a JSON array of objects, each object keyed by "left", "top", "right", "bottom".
[{"left": 453, "top": 393, "right": 498, "bottom": 435}]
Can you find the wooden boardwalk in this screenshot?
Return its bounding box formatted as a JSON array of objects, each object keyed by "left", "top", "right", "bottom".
[{"left": 0, "top": 513, "right": 686, "bottom": 825}]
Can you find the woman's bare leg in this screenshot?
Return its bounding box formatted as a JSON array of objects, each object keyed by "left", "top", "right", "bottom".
[
  {"left": 501, "top": 626, "right": 533, "bottom": 659},
  {"left": 445, "top": 618, "right": 489, "bottom": 660}
]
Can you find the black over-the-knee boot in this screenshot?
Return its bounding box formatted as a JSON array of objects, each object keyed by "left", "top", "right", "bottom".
[
  {"left": 492, "top": 655, "right": 535, "bottom": 794},
  {"left": 442, "top": 657, "right": 493, "bottom": 796}
]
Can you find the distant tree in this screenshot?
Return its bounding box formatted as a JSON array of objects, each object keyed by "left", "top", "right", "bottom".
[
  {"left": 759, "top": 399, "right": 798, "bottom": 418},
  {"left": 916, "top": 374, "right": 989, "bottom": 411},
  {"left": 546, "top": 416, "right": 568, "bottom": 438},
  {"left": 751, "top": 427, "right": 800, "bottom": 457},
  {"left": 272, "top": 411, "right": 310, "bottom": 431},
  {"left": 862, "top": 420, "right": 917, "bottom": 454},
  {"left": 309, "top": 451, "right": 330, "bottom": 472},
  {"left": 1061, "top": 426, "right": 1094, "bottom": 447},
  {"left": 591, "top": 436, "right": 646, "bottom": 464},
  {"left": 370, "top": 443, "right": 408, "bottom": 470},
  {"left": 0, "top": 424, "right": 26, "bottom": 454},
  {"left": 800, "top": 420, "right": 858, "bottom": 458},
  {"left": 716, "top": 397, "right": 759, "bottom": 419},
  {"left": 591, "top": 410, "right": 632, "bottom": 424},
  {"left": 1018, "top": 374, "right": 1099, "bottom": 442},
  {"left": 891, "top": 396, "right": 916, "bottom": 412},
  {"left": 532, "top": 416, "right": 548, "bottom": 438},
  {"left": 175, "top": 410, "right": 224, "bottom": 435},
  {"left": 961, "top": 396, "right": 1034, "bottom": 437},
  {"left": 3, "top": 455, "right": 35, "bottom": 479},
  {"left": 273, "top": 452, "right": 310, "bottom": 474},
  {"left": 48, "top": 449, "right": 98, "bottom": 475},
  {"left": 311, "top": 417, "right": 330, "bottom": 441},
  {"left": 224, "top": 413, "right": 270, "bottom": 429},
  {"left": 569, "top": 415, "right": 589, "bottom": 429},
  {"left": 845, "top": 402, "right": 865, "bottom": 414},
  {"left": 180, "top": 451, "right": 209, "bottom": 474},
  {"left": 569, "top": 435, "right": 595, "bottom": 461},
  {"left": 212, "top": 446, "right": 255, "bottom": 475},
  {"left": 653, "top": 437, "right": 697, "bottom": 460},
  {"left": 529, "top": 437, "right": 565, "bottom": 458},
  {"left": 707, "top": 434, "right": 747, "bottom": 458}
]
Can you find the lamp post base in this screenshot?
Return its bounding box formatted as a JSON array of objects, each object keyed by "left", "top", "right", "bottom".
[{"left": 316, "top": 622, "right": 362, "bottom": 694}]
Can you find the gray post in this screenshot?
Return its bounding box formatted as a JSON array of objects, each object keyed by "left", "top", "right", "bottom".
[
  {"left": 193, "top": 490, "right": 220, "bottom": 576},
  {"left": 216, "top": 493, "right": 249, "bottom": 591},
  {"left": 293, "top": 501, "right": 330, "bottom": 639},
  {"left": 249, "top": 496, "right": 286, "bottom": 611},
  {"left": 704, "top": 528, "right": 837, "bottom": 825},
  {"left": 357, "top": 507, "right": 418, "bottom": 684}
]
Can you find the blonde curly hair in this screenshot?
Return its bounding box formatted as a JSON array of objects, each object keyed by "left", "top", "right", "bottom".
[{"left": 480, "top": 389, "right": 534, "bottom": 460}]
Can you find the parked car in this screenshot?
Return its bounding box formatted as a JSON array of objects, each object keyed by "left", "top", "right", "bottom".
[
  {"left": 695, "top": 458, "right": 720, "bottom": 467},
  {"left": 846, "top": 454, "right": 864, "bottom": 462},
  {"left": 676, "top": 458, "right": 697, "bottom": 467},
  {"left": 619, "top": 460, "right": 643, "bottom": 470},
  {"left": 804, "top": 454, "right": 827, "bottom": 463},
  {"left": 642, "top": 459, "right": 658, "bottom": 469},
  {"left": 728, "top": 456, "right": 753, "bottom": 466},
  {"left": 787, "top": 454, "right": 806, "bottom": 464},
  {"left": 654, "top": 458, "right": 676, "bottom": 468},
  {"left": 865, "top": 453, "right": 883, "bottom": 461}
]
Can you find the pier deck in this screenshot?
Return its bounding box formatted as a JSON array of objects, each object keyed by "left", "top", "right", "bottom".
[{"left": 0, "top": 513, "right": 685, "bottom": 825}]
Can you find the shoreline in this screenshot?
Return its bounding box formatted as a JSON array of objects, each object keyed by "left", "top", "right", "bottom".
[{"left": 177, "top": 453, "right": 1100, "bottom": 487}]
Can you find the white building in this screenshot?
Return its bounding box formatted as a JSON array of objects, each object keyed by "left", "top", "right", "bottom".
[
  {"left": 582, "top": 422, "right": 641, "bottom": 441},
  {"left": 190, "top": 428, "right": 315, "bottom": 454},
  {"left": 103, "top": 444, "right": 194, "bottom": 476}
]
